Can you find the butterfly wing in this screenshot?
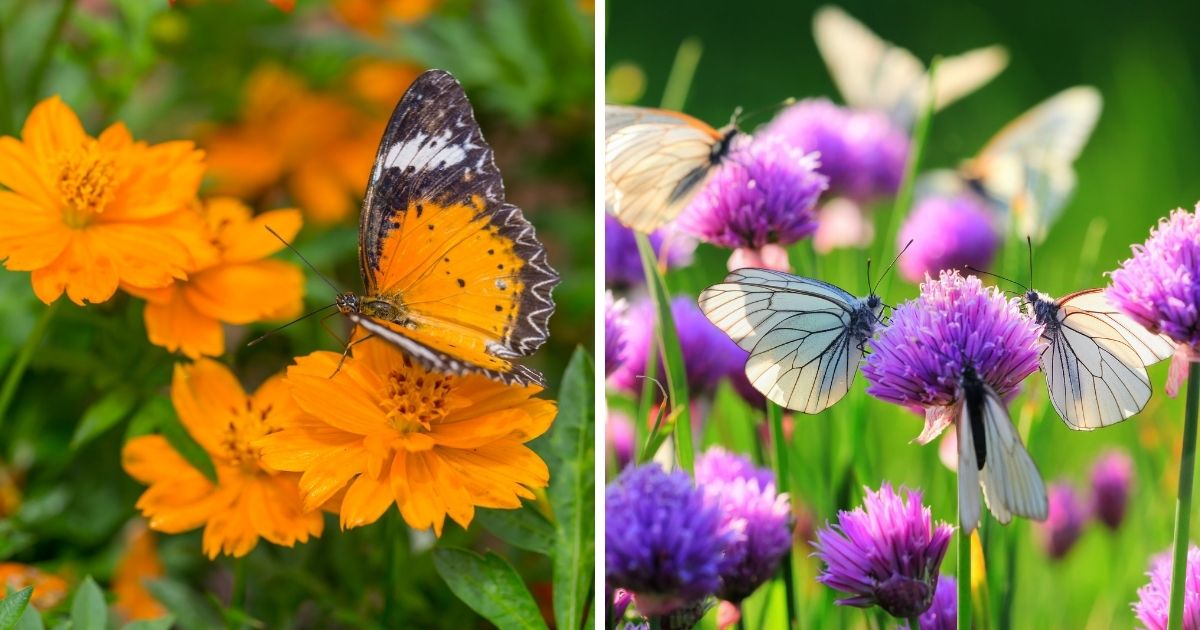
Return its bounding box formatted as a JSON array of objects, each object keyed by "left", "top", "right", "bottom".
[
  {"left": 813, "top": 5, "right": 1006, "bottom": 127},
  {"left": 605, "top": 105, "right": 725, "bottom": 233},
  {"left": 357, "top": 69, "right": 558, "bottom": 385},
  {"left": 966, "top": 86, "right": 1101, "bottom": 241},
  {"left": 956, "top": 400, "right": 982, "bottom": 533},
  {"left": 960, "top": 384, "right": 1046, "bottom": 531},
  {"left": 1040, "top": 289, "right": 1174, "bottom": 430},
  {"left": 698, "top": 268, "right": 868, "bottom": 414}
]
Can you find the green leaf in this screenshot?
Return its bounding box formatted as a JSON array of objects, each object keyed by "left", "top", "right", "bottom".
[
  {"left": 157, "top": 408, "right": 217, "bottom": 483},
  {"left": 432, "top": 548, "right": 547, "bottom": 630},
  {"left": 0, "top": 587, "right": 32, "bottom": 630},
  {"left": 144, "top": 580, "right": 221, "bottom": 630},
  {"left": 123, "top": 396, "right": 172, "bottom": 441},
  {"left": 69, "top": 577, "right": 107, "bottom": 630},
  {"left": 547, "top": 348, "right": 595, "bottom": 629},
  {"left": 475, "top": 504, "right": 556, "bottom": 556},
  {"left": 71, "top": 386, "right": 139, "bottom": 450},
  {"left": 120, "top": 617, "right": 174, "bottom": 630},
  {"left": 12, "top": 602, "right": 43, "bottom": 630}
]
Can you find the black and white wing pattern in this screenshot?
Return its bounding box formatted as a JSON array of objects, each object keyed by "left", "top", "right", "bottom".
[
  {"left": 605, "top": 105, "right": 736, "bottom": 233},
  {"left": 958, "top": 376, "right": 1048, "bottom": 533},
  {"left": 1031, "top": 289, "right": 1175, "bottom": 430},
  {"left": 698, "top": 268, "right": 882, "bottom": 414}
]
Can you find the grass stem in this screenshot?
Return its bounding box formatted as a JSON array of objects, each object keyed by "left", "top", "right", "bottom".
[
  {"left": 0, "top": 300, "right": 59, "bottom": 434},
  {"left": 1167, "top": 361, "right": 1200, "bottom": 630}
]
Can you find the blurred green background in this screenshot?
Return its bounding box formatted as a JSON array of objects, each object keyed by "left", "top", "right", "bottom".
[{"left": 607, "top": 1, "right": 1200, "bottom": 628}]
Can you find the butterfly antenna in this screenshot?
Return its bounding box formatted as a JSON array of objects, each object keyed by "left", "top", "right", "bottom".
[
  {"left": 735, "top": 98, "right": 796, "bottom": 128},
  {"left": 872, "top": 240, "right": 913, "bottom": 296},
  {"left": 264, "top": 225, "right": 341, "bottom": 293},
  {"left": 1027, "top": 235, "right": 1035, "bottom": 288},
  {"left": 247, "top": 303, "right": 337, "bottom": 346},
  {"left": 866, "top": 257, "right": 874, "bottom": 295},
  {"left": 963, "top": 265, "right": 1029, "bottom": 291}
]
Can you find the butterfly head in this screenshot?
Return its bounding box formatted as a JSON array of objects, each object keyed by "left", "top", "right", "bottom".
[
  {"left": 335, "top": 292, "right": 361, "bottom": 315},
  {"left": 1024, "top": 290, "right": 1059, "bottom": 326}
]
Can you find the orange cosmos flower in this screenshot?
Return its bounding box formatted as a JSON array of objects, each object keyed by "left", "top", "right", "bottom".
[
  {"left": 0, "top": 96, "right": 211, "bottom": 305},
  {"left": 258, "top": 340, "right": 556, "bottom": 535},
  {"left": 112, "top": 522, "right": 166, "bottom": 622},
  {"left": 122, "top": 359, "right": 323, "bottom": 558},
  {"left": 332, "top": 0, "right": 439, "bottom": 35},
  {"left": 0, "top": 563, "right": 68, "bottom": 609},
  {"left": 203, "top": 66, "right": 380, "bottom": 224},
  {"left": 124, "top": 198, "right": 304, "bottom": 358}
]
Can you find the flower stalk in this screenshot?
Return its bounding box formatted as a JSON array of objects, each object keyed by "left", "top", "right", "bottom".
[
  {"left": 0, "top": 299, "right": 59, "bottom": 431},
  {"left": 767, "top": 402, "right": 798, "bottom": 626},
  {"left": 957, "top": 525, "right": 970, "bottom": 630},
  {"left": 1167, "top": 361, "right": 1200, "bottom": 630}
]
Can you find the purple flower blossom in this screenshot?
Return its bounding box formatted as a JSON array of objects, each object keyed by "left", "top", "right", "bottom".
[
  {"left": 605, "top": 215, "right": 696, "bottom": 288},
  {"left": 913, "top": 575, "right": 957, "bottom": 630},
  {"left": 897, "top": 195, "right": 1001, "bottom": 283},
  {"left": 1091, "top": 450, "right": 1133, "bottom": 530},
  {"left": 863, "top": 270, "right": 1042, "bottom": 415},
  {"left": 1108, "top": 205, "right": 1200, "bottom": 352},
  {"left": 695, "top": 449, "right": 792, "bottom": 603},
  {"left": 1036, "top": 482, "right": 1087, "bottom": 560},
  {"left": 605, "top": 464, "right": 733, "bottom": 616},
  {"left": 1134, "top": 545, "right": 1200, "bottom": 630},
  {"left": 813, "top": 483, "right": 953, "bottom": 619},
  {"left": 764, "top": 98, "right": 910, "bottom": 204},
  {"left": 608, "top": 297, "right": 756, "bottom": 402},
  {"left": 606, "top": 291, "right": 628, "bottom": 376},
  {"left": 607, "top": 411, "right": 635, "bottom": 472},
  {"left": 678, "top": 134, "right": 826, "bottom": 258}
]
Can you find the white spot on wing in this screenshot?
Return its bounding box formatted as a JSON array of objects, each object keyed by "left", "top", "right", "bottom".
[{"left": 376, "top": 129, "right": 475, "bottom": 181}]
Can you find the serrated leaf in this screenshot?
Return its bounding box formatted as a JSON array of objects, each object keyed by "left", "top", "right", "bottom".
[
  {"left": 0, "top": 587, "right": 32, "bottom": 630},
  {"left": 475, "top": 504, "right": 555, "bottom": 556},
  {"left": 120, "top": 617, "right": 173, "bottom": 630},
  {"left": 71, "top": 387, "right": 139, "bottom": 450},
  {"left": 432, "top": 548, "right": 547, "bottom": 630},
  {"left": 144, "top": 580, "right": 221, "bottom": 630},
  {"left": 69, "top": 577, "right": 107, "bottom": 630},
  {"left": 547, "top": 348, "right": 595, "bottom": 629}
]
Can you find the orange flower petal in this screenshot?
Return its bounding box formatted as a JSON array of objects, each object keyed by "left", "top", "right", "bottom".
[
  {"left": 339, "top": 466, "right": 395, "bottom": 529},
  {"left": 0, "top": 191, "right": 70, "bottom": 270},
  {"left": 287, "top": 353, "right": 389, "bottom": 436},
  {"left": 0, "top": 137, "right": 58, "bottom": 209},
  {"left": 122, "top": 436, "right": 220, "bottom": 533},
  {"left": 437, "top": 440, "right": 549, "bottom": 507},
  {"left": 103, "top": 140, "right": 205, "bottom": 221},
  {"left": 218, "top": 208, "right": 302, "bottom": 264},
  {"left": 296, "top": 445, "right": 365, "bottom": 511},
  {"left": 289, "top": 162, "right": 352, "bottom": 224},
  {"left": 184, "top": 259, "right": 304, "bottom": 324},
  {"left": 22, "top": 96, "right": 86, "bottom": 166},
  {"left": 171, "top": 359, "right": 248, "bottom": 453},
  {"left": 258, "top": 419, "right": 360, "bottom": 473},
  {"left": 30, "top": 230, "right": 118, "bottom": 305},
  {"left": 143, "top": 287, "right": 225, "bottom": 359}
]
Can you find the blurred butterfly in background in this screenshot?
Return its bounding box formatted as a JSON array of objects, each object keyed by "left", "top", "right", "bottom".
[
  {"left": 954, "top": 363, "right": 1048, "bottom": 533},
  {"left": 333, "top": 69, "right": 559, "bottom": 386},
  {"left": 605, "top": 105, "right": 739, "bottom": 233},
  {"left": 921, "top": 86, "right": 1103, "bottom": 242},
  {"left": 813, "top": 4, "right": 1009, "bottom": 128},
  {"left": 698, "top": 268, "right": 883, "bottom": 414}
]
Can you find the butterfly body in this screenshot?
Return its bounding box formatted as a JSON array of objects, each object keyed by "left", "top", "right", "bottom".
[{"left": 668, "top": 125, "right": 738, "bottom": 204}]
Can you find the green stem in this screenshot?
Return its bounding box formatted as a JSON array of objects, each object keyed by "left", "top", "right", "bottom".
[
  {"left": 384, "top": 514, "right": 408, "bottom": 626},
  {"left": 0, "top": 300, "right": 59, "bottom": 433},
  {"left": 1167, "top": 362, "right": 1200, "bottom": 630},
  {"left": 26, "top": 0, "right": 75, "bottom": 103},
  {"left": 229, "top": 556, "right": 247, "bottom": 629},
  {"left": 909, "top": 615, "right": 921, "bottom": 630},
  {"left": 767, "top": 402, "right": 797, "bottom": 628},
  {"left": 0, "top": 12, "right": 12, "bottom": 136},
  {"left": 660, "top": 37, "right": 702, "bottom": 112},
  {"left": 958, "top": 526, "right": 971, "bottom": 630}
]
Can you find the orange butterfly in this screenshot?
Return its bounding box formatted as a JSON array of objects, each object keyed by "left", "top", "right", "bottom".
[{"left": 333, "top": 70, "right": 558, "bottom": 386}]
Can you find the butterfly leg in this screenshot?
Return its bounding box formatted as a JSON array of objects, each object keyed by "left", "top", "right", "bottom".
[
  {"left": 329, "top": 333, "right": 377, "bottom": 378},
  {"left": 319, "top": 312, "right": 348, "bottom": 347}
]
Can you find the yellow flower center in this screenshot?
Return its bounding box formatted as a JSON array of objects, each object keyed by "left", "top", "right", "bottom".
[
  {"left": 54, "top": 141, "right": 117, "bottom": 228},
  {"left": 380, "top": 369, "right": 452, "bottom": 436},
  {"left": 217, "top": 400, "right": 277, "bottom": 474}
]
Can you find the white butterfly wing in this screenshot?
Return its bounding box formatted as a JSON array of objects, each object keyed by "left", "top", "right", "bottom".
[
  {"left": 698, "top": 268, "right": 870, "bottom": 414},
  {"left": 956, "top": 401, "right": 983, "bottom": 534},
  {"left": 605, "top": 105, "right": 723, "bottom": 233},
  {"left": 1062, "top": 290, "right": 1175, "bottom": 365},
  {"left": 974, "top": 386, "right": 1048, "bottom": 524},
  {"left": 930, "top": 46, "right": 1009, "bottom": 111}
]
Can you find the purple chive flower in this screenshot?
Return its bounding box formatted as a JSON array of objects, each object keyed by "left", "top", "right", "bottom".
[
  {"left": 607, "top": 411, "right": 635, "bottom": 472},
  {"left": 863, "top": 270, "right": 1042, "bottom": 439},
  {"left": 695, "top": 449, "right": 793, "bottom": 603},
  {"left": 1109, "top": 206, "right": 1200, "bottom": 352},
  {"left": 1036, "top": 482, "right": 1087, "bottom": 560},
  {"left": 606, "top": 464, "right": 733, "bottom": 616},
  {"left": 763, "top": 98, "right": 910, "bottom": 204},
  {"left": 606, "top": 291, "right": 628, "bottom": 376},
  {"left": 609, "top": 297, "right": 758, "bottom": 403},
  {"left": 897, "top": 195, "right": 1001, "bottom": 283},
  {"left": 912, "top": 575, "right": 957, "bottom": 630},
  {"left": 605, "top": 215, "right": 696, "bottom": 289},
  {"left": 1134, "top": 545, "right": 1200, "bottom": 630},
  {"left": 613, "top": 588, "right": 633, "bottom": 619},
  {"left": 678, "top": 134, "right": 826, "bottom": 267},
  {"left": 813, "top": 483, "right": 953, "bottom": 619},
  {"left": 1091, "top": 450, "right": 1133, "bottom": 530}
]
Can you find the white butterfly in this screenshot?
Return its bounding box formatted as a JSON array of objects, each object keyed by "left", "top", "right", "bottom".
[
  {"left": 698, "top": 268, "right": 882, "bottom": 414},
  {"left": 605, "top": 105, "right": 738, "bottom": 233},
  {"left": 1025, "top": 288, "right": 1174, "bottom": 430},
  {"left": 813, "top": 5, "right": 1008, "bottom": 128},
  {"left": 954, "top": 365, "right": 1047, "bottom": 533}
]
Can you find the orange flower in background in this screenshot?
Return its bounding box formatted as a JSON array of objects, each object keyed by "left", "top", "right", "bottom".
[
  {"left": 122, "top": 359, "right": 323, "bottom": 558},
  {"left": 203, "top": 66, "right": 381, "bottom": 224},
  {"left": 333, "top": 0, "right": 439, "bottom": 35},
  {"left": 258, "top": 340, "right": 556, "bottom": 535},
  {"left": 0, "top": 96, "right": 212, "bottom": 304},
  {"left": 124, "top": 198, "right": 304, "bottom": 358},
  {"left": 112, "top": 522, "right": 166, "bottom": 622},
  {"left": 0, "top": 563, "right": 68, "bottom": 609},
  {"left": 348, "top": 60, "right": 425, "bottom": 113}
]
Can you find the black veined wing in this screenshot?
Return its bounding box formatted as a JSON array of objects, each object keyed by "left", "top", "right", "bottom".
[
  {"left": 605, "top": 104, "right": 738, "bottom": 233},
  {"left": 957, "top": 368, "right": 1047, "bottom": 533},
  {"left": 337, "top": 69, "right": 559, "bottom": 386},
  {"left": 1028, "top": 288, "right": 1174, "bottom": 430},
  {"left": 813, "top": 5, "right": 1008, "bottom": 128},
  {"left": 698, "top": 268, "right": 882, "bottom": 414},
  {"left": 962, "top": 87, "right": 1101, "bottom": 241}
]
